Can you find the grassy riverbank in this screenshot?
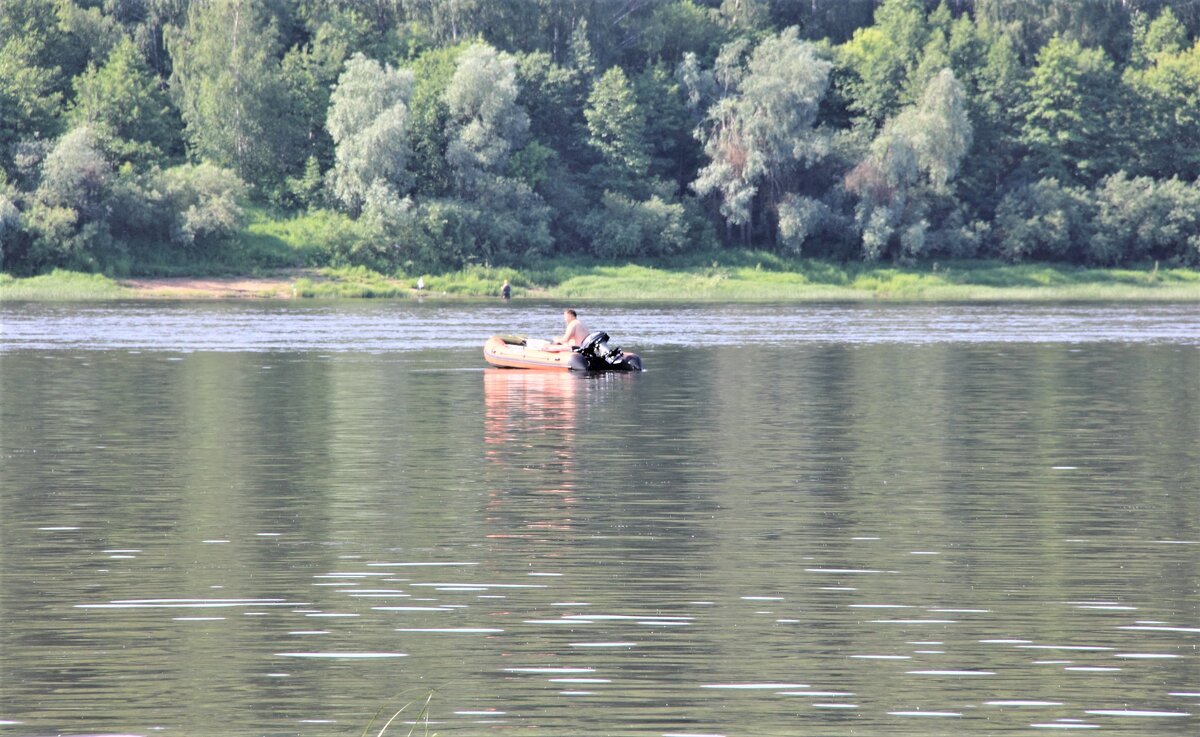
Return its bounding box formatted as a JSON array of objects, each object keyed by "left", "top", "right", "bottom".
[
  {"left": 4, "top": 255, "right": 1199, "bottom": 302},
  {"left": 0, "top": 271, "right": 133, "bottom": 300}
]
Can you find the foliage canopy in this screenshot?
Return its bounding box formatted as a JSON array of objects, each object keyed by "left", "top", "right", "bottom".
[{"left": 3, "top": 0, "right": 1200, "bottom": 275}]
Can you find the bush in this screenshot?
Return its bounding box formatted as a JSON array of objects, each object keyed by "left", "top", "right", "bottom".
[
  {"left": 0, "top": 190, "right": 19, "bottom": 267},
  {"left": 154, "top": 163, "right": 247, "bottom": 250},
  {"left": 107, "top": 167, "right": 163, "bottom": 241},
  {"left": 466, "top": 173, "right": 552, "bottom": 262},
  {"left": 362, "top": 171, "right": 553, "bottom": 270},
  {"left": 304, "top": 210, "right": 377, "bottom": 267},
  {"left": 992, "top": 174, "right": 1200, "bottom": 266},
  {"left": 857, "top": 202, "right": 899, "bottom": 262},
  {"left": 361, "top": 183, "right": 437, "bottom": 269},
  {"left": 36, "top": 127, "right": 111, "bottom": 217},
  {"left": 776, "top": 194, "right": 828, "bottom": 255},
  {"left": 899, "top": 219, "right": 929, "bottom": 260},
  {"left": 1091, "top": 173, "right": 1200, "bottom": 265},
  {"left": 994, "top": 178, "right": 1095, "bottom": 262},
  {"left": 20, "top": 203, "right": 113, "bottom": 273},
  {"left": 927, "top": 217, "right": 990, "bottom": 259},
  {"left": 582, "top": 191, "right": 695, "bottom": 258},
  {"left": 4, "top": 127, "right": 123, "bottom": 272}
]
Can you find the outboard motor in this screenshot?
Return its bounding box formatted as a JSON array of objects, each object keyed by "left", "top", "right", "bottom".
[{"left": 577, "top": 331, "right": 643, "bottom": 371}]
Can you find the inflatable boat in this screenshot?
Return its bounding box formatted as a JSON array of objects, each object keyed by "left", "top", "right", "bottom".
[{"left": 484, "top": 331, "right": 643, "bottom": 372}]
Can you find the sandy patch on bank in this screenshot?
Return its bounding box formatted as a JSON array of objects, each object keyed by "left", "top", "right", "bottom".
[{"left": 120, "top": 273, "right": 304, "bottom": 299}]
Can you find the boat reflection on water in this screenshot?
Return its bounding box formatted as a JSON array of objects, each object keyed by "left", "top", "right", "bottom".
[
  {"left": 482, "top": 370, "right": 635, "bottom": 545},
  {"left": 484, "top": 368, "right": 582, "bottom": 445},
  {"left": 483, "top": 370, "right": 582, "bottom": 541}
]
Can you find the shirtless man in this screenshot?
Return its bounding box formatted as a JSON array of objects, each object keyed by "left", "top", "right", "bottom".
[{"left": 549, "top": 309, "right": 588, "bottom": 350}]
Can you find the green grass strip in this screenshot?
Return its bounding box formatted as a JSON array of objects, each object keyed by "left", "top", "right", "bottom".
[
  {"left": 0, "top": 270, "right": 131, "bottom": 300},
  {"left": 4, "top": 255, "right": 1198, "bottom": 302}
]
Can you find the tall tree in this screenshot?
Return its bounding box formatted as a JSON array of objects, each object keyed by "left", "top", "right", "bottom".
[
  {"left": 768, "top": 0, "right": 879, "bottom": 44},
  {"left": 0, "top": 0, "right": 79, "bottom": 93},
  {"left": 857, "top": 68, "right": 973, "bottom": 195},
  {"left": 692, "top": 27, "right": 832, "bottom": 241},
  {"left": 0, "top": 0, "right": 74, "bottom": 156},
  {"left": 1020, "top": 34, "right": 1122, "bottom": 185},
  {"left": 636, "top": 1, "right": 727, "bottom": 66},
  {"left": 326, "top": 53, "right": 416, "bottom": 212},
  {"left": 401, "top": 0, "right": 485, "bottom": 46},
  {"left": 975, "top": 0, "right": 1136, "bottom": 64},
  {"left": 276, "top": 9, "right": 382, "bottom": 182},
  {"left": 69, "top": 37, "right": 181, "bottom": 165},
  {"left": 716, "top": 0, "right": 770, "bottom": 33},
  {"left": 835, "top": 0, "right": 929, "bottom": 128},
  {"left": 515, "top": 50, "right": 589, "bottom": 160},
  {"left": 167, "top": 0, "right": 294, "bottom": 189},
  {"left": 1125, "top": 35, "right": 1200, "bottom": 180},
  {"left": 1123, "top": 6, "right": 1200, "bottom": 180},
  {"left": 56, "top": 0, "right": 125, "bottom": 72},
  {"left": 443, "top": 43, "right": 529, "bottom": 182},
  {"left": 584, "top": 66, "right": 649, "bottom": 190},
  {"left": 0, "top": 36, "right": 63, "bottom": 159},
  {"left": 1130, "top": 5, "right": 1188, "bottom": 67},
  {"left": 903, "top": 1, "right": 953, "bottom": 104},
  {"left": 846, "top": 68, "right": 972, "bottom": 260},
  {"left": 635, "top": 63, "right": 700, "bottom": 191},
  {"left": 128, "top": 0, "right": 190, "bottom": 80},
  {"left": 405, "top": 44, "right": 466, "bottom": 199},
  {"left": 949, "top": 16, "right": 1026, "bottom": 218}
]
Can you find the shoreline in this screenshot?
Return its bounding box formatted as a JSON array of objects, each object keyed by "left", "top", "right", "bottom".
[
  {"left": 3, "top": 261, "right": 1199, "bottom": 302},
  {"left": 120, "top": 274, "right": 303, "bottom": 299}
]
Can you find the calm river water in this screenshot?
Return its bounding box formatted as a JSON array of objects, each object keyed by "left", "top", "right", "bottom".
[{"left": 2, "top": 301, "right": 1199, "bottom": 736}]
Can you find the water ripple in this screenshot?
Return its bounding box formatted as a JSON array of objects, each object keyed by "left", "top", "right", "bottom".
[{"left": 4, "top": 302, "right": 1199, "bottom": 351}]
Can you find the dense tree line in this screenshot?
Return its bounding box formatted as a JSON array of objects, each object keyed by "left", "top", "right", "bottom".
[{"left": 2, "top": 0, "right": 1199, "bottom": 275}]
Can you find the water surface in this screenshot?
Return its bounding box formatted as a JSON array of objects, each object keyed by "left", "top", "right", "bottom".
[
  {"left": 3, "top": 300, "right": 1198, "bottom": 350},
  {"left": 1, "top": 302, "right": 1198, "bottom": 736}
]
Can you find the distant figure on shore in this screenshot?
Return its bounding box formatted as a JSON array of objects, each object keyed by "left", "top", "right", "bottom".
[
  {"left": 416, "top": 276, "right": 425, "bottom": 290},
  {"left": 501, "top": 279, "right": 511, "bottom": 300}
]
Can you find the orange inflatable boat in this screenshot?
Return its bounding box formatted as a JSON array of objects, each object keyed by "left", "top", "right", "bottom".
[{"left": 483, "top": 332, "right": 643, "bottom": 372}]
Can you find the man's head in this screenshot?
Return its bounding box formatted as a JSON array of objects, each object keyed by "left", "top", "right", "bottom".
[{"left": 564, "top": 309, "right": 577, "bottom": 321}]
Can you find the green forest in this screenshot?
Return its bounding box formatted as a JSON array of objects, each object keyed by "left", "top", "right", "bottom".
[{"left": 2, "top": 0, "right": 1200, "bottom": 278}]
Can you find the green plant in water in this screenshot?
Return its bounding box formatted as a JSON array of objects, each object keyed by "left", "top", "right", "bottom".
[{"left": 362, "top": 690, "right": 437, "bottom": 737}]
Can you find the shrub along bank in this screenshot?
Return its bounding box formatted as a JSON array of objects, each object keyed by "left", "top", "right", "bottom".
[{"left": 4, "top": 255, "right": 1197, "bottom": 302}]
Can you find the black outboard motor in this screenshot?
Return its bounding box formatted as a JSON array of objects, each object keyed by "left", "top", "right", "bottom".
[{"left": 575, "top": 331, "right": 643, "bottom": 371}]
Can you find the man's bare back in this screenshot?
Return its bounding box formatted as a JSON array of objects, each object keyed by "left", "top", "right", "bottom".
[{"left": 548, "top": 309, "right": 588, "bottom": 350}]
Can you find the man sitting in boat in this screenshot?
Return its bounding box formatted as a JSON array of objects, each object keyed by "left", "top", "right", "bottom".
[{"left": 546, "top": 309, "right": 588, "bottom": 351}]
